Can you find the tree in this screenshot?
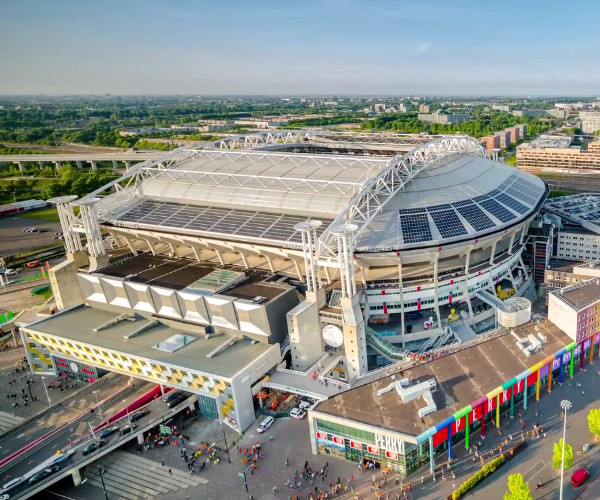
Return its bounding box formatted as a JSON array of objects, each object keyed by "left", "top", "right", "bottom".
[
  {"left": 504, "top": 473, "right": 532, "bottom": 500},
  {"left": 552, "top": 439, "right": 573, "bottom": 470},
  {"left": 588, "top": 409, "right": 600, "bottom": 439}
]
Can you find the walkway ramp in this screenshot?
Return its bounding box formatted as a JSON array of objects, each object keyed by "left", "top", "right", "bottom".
[
  {"left": 476, "top": 289, "right": 506, "bottom": 310},
  {"left": 451, "top": 320, "right": 477, "bottom": 343},
  {"left": 365, "top": 326, "right": 407, "bottom": 361}
]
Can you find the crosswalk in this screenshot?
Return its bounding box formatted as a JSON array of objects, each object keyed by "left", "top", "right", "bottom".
[
  {"left": 85, "top": 451, "right": 208, "bottom": 499},
  {"left": 0, "top": 411, "right": 24, "bottom": 433}
]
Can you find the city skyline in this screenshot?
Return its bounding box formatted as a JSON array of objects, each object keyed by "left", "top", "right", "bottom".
[{"left": 1, "top": 0, "right": 600, "bottom": 95}]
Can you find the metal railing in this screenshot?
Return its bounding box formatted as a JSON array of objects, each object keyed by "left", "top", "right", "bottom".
[{"left": 365, "top": 326, "right": 408, "bottom": 361}]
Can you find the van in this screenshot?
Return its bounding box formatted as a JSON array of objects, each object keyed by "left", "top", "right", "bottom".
[{"left": 162, "top": 391, "right": 182, "bottom": 403}]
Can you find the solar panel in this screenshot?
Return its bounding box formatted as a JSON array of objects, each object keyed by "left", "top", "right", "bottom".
[
  {"left": 452, "top": 199, "right": 475, "bottom": 208},
  {"left": 495, "top": 193, "right": 529, "bottom": 214},
  {"left": 456, "top": 204, "right": 496, "bottom": 231},
  {"left": 427, "top": 204, "right": 453, "bottom": 212},
  {"left": 400, "top": 214, "right": 432, "bottom": 244},
  {"left": 398, "top": 208, "right": 427, "bottom": 215},
  {"left": 430, "top": 210, "right": 468, "bottom": 238},
  {"left": 479, "top": 198, "right": 517, "bottom": 223},
  {"left": 472, "top": 194, "right": 490, "bottom": 203},
  {"left": 506, "top": 186, "right": 536, "bottom": 205}
]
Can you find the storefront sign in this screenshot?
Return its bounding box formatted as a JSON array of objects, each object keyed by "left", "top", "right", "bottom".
[
  {"left": 316, "top": 431, "right": 328, "bottom": 440},
  {"left": 350, "top": 441, "right": 362, "bottom": 450},
  {"left": 584, "top": 338, "right": 592, "bottom": 350},
  {"left": 333, "top": 436, "right": 345, "bottom": 445},
  {"left": 367, "top": 445, "right": 380, "bottom": 455},
  {"left": 375, "top": 434, "right": 405, "bottom": 454},
  {"left": 385, "top": 451, "right": 398, "bottom": 461}
]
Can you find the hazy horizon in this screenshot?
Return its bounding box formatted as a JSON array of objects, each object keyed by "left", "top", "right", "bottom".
[{"left": 1, "top": 0, "right": 600, "bottom": 95}]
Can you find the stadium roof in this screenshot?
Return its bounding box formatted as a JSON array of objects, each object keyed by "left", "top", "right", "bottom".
[{"left": 86, "top": 133, "right": 546, "bottom": 252}]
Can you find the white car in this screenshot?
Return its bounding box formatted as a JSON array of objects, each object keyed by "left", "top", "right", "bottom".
[
  {"left": 290, "top": 407, "right": 306, "bottom": 420},
  {"left": 298, "top": 400, "right": 313, "bottom": 411},
  {"left": 49, "top": 448, "right": 76, "bottom": 466},
  {"left": 256, "top": 416, "right": 274, "bottom": 433},
  {"left": 1, "top": 269, "right": 16, "bottom": 276},
  {"left": 23, "top": 227, "right": 38, "bottom": 233},
  {"left": 0, "top": 476, "right": 27, "bottom": 493}
]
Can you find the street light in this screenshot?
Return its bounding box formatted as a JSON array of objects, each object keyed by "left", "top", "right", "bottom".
[
  {"left": 88, "top": 422, "right": 98, "bottom": 443},
  {"left": 559, "top": 399, "right": 572, "bottom": 500},
  {"left": 222, "top": 429, "right": 231, "bottom": 464},
  {"left": 94, "top": 390, "right": 103, "bottom": 421},
  {"left": 42, "top": 376, "right": 51, "bottom": 405},
  {"left": 123, "top": 399, "right": 132, "bottom": 428},
  {"left": 97, "top": 465, "right": 109, "bottom": 500}
]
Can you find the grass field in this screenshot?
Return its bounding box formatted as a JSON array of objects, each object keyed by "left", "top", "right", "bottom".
[{"left": 20, "top": 207, "right": 60, "bottom": 222}]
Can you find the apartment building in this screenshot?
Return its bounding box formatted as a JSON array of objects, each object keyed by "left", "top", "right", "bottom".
[
  {"left": 417, "top": 113, "right": 471, "bottom": 125},
  {"left": 481, "top": 135, "right": 500, "bottom": 152},
  {"left": 580, "top": 111, "right": 600, "bottom": 134},
  {"left": 545, "top": 259, "right": 600, "bottom": 290},
  {"left": 517, "top": 139, "right": 600, "bottom": 171},
  {"left": 555, "top": 226, "right": 600, "bottom": 261}
]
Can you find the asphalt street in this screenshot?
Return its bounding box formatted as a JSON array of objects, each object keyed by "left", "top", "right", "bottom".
[{"left": 0, "top": 377, "right": 152, "bottom": 482}]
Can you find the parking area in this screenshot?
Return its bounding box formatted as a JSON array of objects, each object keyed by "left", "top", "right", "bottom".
[{"left": 0, "top": 214, "right": 62, "bottom": 258}]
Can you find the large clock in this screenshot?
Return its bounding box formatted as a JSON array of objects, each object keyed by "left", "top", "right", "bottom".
[{"left": 322, "top": 324, "right": 344, "bottom": 348}]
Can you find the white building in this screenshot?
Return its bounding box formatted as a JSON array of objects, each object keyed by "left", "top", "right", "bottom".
[{"left": 580, "top": 111, "right": 600, "bottom": 134}]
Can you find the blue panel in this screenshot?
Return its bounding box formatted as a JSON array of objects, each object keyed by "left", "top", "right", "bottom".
[
  {"left": 430, "top": 210, "right": 468, "bottom": 238},
  {"left": 495, "top": 193, "right": 529, "bottom": 214},
  {"left": 456, "top": 204, "right": 495, "bottom": 231},
  {"left": 400, "top": 213, "right": 432, "bottom": 244},
  {"left": 479, "top": 198, "right": 517, "bottom": 223}
]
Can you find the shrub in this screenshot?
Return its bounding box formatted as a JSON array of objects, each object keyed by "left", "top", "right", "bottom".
[{"left": 452, "top": 455, "right": 506, "bottom": 499}]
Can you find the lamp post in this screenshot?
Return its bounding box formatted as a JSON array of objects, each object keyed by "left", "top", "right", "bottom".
[
  {"left": 222, "top": 429, "right": 231, "bottom": 464},
  {"left": 94, "top": 390, "right": 103, "bottom": 421},
  {"left": 42, "top": 376, "right": 51, "bottom": 405},
  {"left": 98, "top": 465, "right": 109, "bottom": 500},
  {"left": 88, "top": 421, "right": 98, "bottom": 443},
  {"left": 123, "top": 399, "right": 132, "bottom": 428},
  {"left": 559, "top": 399, "right": 572, "bottom": 500}
]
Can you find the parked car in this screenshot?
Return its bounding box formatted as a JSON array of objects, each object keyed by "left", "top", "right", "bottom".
[
  {"left": 0, "top": 476, "right": 27, "bottom": 494},
  {"left": 162, "top": 391, "right": 182, "bottom": 403},
  {"left": 290, "top": 407, "right": 306, "bottom": 420},
  {"left": 257, "top": 416, "right": 274, "bottom": 434},
  {"left": 166, "top": 393, "right": 187, "bottom": 408},
  {"left": 26, "top": 260, "right": 41, "bottom": 268},
  {"left": 119, "top": 423, "right": 137, "bottom": 435},
  {"left": 82, "top": 439, "right": 107, "bottom": 455},
  {"left": 99, "top": 425, "right": 119, "bottom": 439},
  {"left": 23, "top": 227, "right": 37, "bottom": 233},
  {"left": 1, "top": 269, "right": 16, "bottom": 276},
  {"left": 570, "top": 468, "right": 590, "bottom": 487},
  {"left": 28, "top": 465, "right": 60, "bottom": 485},
  {"left": 49, "top": 448, "right": 76, "bottom": 466},
  {"left": 131, "top": 408, "right": 150, "bottom": 422},
  {"left": 298, "top": 400, "right": 312, "bottom": 411}
]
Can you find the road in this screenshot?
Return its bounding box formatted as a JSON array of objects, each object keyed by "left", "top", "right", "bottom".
[
  {"left": 0, "top": 152, "right": 162, "bottom": 163},
  {"left": 0, "top": 377, "right": 152, "bottom": 481}
]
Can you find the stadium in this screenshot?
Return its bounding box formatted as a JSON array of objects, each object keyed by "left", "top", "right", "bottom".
[{"left": 20, "top": 131, "right": 547, "bottom": 434}]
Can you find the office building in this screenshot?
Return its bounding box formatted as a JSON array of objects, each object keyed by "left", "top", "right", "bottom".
[
  {"left": 517, "top": 138, "right": 600, "bottom": 171},
  {"left": 580, "top": 111, "right": 600, "bottom": 134},
  {"left": 417, "top": 113, "right": 472, "bottom": 125}
]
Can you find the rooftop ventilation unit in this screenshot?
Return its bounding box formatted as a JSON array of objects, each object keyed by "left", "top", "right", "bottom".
[{"left": 252, "top": 296, "right": 267, "bottom": 304}]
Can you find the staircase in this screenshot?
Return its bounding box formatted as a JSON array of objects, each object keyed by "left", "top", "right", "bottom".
[
  {"left": 417, "top": 326, "right": 458, "bottom": 354},
  {"left": 365, "top": 326, "right": 408, "bottom": 361}
]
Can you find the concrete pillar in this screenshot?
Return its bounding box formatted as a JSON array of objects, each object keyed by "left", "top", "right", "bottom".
[
  {"left": 112, "top": 160, "right": 118, "bottom": 169},
  {"left": 429, "top": 436, "right": 434, "bottom": 473},
  {"left": 76, "top": 160, "right": 83, "bottom": 170},
  {"left": 90, "top": 161, "right": 98, "bottom": 171},
  {"left": 16, "top": 161, "right": 25, "bottom": 173},
  {"left": 125, "top": 160, "right": 132, "bottom": 170},
  {"left": 38, "top": 160, "right": 45, "bottom": 170},
  {"left": 71, "top": 468, "right": 82, "bottom": 486},
  {"left": 54, "top": 161, "right": 62, "bottom": 171},
  {"left": 137, "top": 433, "right": 144, "bottom": 445}
]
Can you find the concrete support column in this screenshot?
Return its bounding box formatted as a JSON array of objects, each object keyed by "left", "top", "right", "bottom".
[
  {"left": 89, "top": 161, "right": 98, "bottom": 171},
  {"left": 569, "top": 348, "right": 574, "bottom": 377},
  {"left": 137, "top": 433, "right": 144, "bottom": 445},
  {"left": 489, "top": 240, "right": 498, "bottom": 265},
  {"left": 495, "top": 394, "right": 500, "bottom": 427},
  {"left": 71, "top": 468, "right": 82, "bottom": 486},
  {"left": 508, "top": 233, "right": 516, "bottom": 254},
  {"left": 76, "top": 160, "right": 83, "bottom": 169},
  {"left": 38, "top": 160, "right": 45, "bottom": 170},
  {"left": 558, "top": 356, "right": 564, "bottom": 384},
  {"left": 125, "top": 160, "right": 132, "bottom": 170},
  {"left": 16, "top": 161, "right": 25, "bottom": 173},
  {"left": 112, "top": 160, "right": 118, "bottom": 169},
  {"left": 446, "top": 424, "right": 453, "bottom": 460},
  {"left": 536, "top": 369, "right": 541, "bottom": 400},
  {"left": 429, "top": 436, "right": 434, "bottom": 473},
  {"left": 54, "top": 161, "right": 62, "bottom": 170},
  {"left": 480, "top": 403, "right": 486, "bottom": 438}
]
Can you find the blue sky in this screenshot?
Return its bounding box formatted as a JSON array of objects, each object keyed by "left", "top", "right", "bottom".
[{"left": 0, "top": 0, "right": 599, "bottom": 95}]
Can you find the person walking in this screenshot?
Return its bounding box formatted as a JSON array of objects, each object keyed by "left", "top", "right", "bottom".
[{"left": 168, "top": 468, "right": 172, "bottom": 476}]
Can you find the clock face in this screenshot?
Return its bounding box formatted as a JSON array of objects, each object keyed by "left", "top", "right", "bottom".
[
  {"left": 322, "top": 325, "right": 344, "bottom": 348},
  {"left": 69, "top": 362, "right": 79, "bottom": 373}
]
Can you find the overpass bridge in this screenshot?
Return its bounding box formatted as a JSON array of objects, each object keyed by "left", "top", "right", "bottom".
[
  {"left": 6, "top": 394, "right": 198, "bottom": 499},
  {"left": 0, "top": 152, "right": 163, "bottom": 173}
]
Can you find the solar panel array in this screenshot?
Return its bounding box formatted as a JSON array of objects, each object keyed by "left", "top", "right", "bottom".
[
  {"left": 430, "top": 210, "right": 468, "bottom": 238},
  {"left": 455, "top": 203, "right": 496, "bottom": 231},
  {"left": 400, "top": 213, "right": 432, "bottom": 243},
  {"left": 495, "top": 192, "right": 529, "bottom": 214},
  {"left": 506, "top": 178, "right": 543, "bottom": 206},
  {"left": 479, "top": 198, "right": 517, "bottom": 223},
  {"left": 116, "top": 200, "right": 331, "bottom": 243}
]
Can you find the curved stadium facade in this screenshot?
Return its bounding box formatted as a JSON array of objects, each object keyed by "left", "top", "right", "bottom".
[{"left": 20, "top": 131, "right": 547, "bottom": 435}]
